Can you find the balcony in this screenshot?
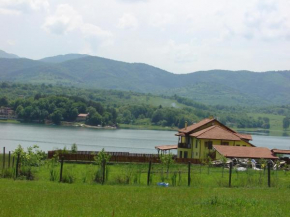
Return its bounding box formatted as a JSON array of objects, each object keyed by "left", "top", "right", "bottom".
[{"left": 178, "top": 143, "right": 191, "bottom": 149}]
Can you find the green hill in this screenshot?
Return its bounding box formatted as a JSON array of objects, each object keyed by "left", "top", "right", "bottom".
[
  {"left": 39, "top": 54, "right": 89, "bottom": 63},
  {"left": 0, "top": 49, "right": 19, "bottom": 59},
  {"left": 0, "top": 52, "right": 290, "bottom": 106}
]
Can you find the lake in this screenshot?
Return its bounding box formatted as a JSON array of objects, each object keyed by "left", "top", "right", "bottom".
[{"left": 0, "top": 123, "right": 290, "bottom": 153}]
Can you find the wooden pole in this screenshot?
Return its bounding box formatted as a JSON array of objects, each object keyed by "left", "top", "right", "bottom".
[
  {"left": 12, "top": 156, "right": 15, "bottom": 168},
  {"left": 147, "top": 161, "right": 152, "bottom": 186},
  {"left": 59, "top": 156, "right": 64, "bottom": 182},
  {"left": 188, "top": 161, "right": 191, "bottom": 186},
  {"left": 268, "top": 162, "right": 271, "bottom": 187},
  {"left": 15, "top": 153, "right": 20, "bottom": 178},
  {"left": 2, "top": 147, "right": 5, "bottom": 169},
  {"left": 8, "top": 151, "right": 11, "bottom": 168},
  {"left": 102, "top": 159, "right": 105, "bottom": 185},
  {"left": 229, "top": 161, "right": 233, "bottom": 187}
]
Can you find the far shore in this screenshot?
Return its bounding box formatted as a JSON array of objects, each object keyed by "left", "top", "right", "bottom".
[{"left": 0, "top": 119, "right": 289, "bottom": 136}]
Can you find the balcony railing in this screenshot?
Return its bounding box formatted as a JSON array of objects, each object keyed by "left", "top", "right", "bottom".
[{"left": 178, "top": 143, "right": 191, "bottom": 149}]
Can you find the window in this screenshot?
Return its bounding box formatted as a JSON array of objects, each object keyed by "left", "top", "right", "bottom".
[
  {"left": 195, "top": 140, "right": 198, "bottom": 148},
  {"left": 236, "top": 144, "right": 240, "bottom": 146},
  {"left": 196, "top": 152, "right": 198, "bottom": 156},
  {"left": 205, "top": 141, "right": 213, "bottom": 149},
  {"left": 184, "top": 151, "right": 188, "bottom": 159},
  {"left": 179, "top": 151, "right": 183, "bottom": 158},
  {"left": 221, "top": 141, "right": 229, "bottom": 146},
  {"left": 243, "top": 145, "right": 246, "bottom": 147}
]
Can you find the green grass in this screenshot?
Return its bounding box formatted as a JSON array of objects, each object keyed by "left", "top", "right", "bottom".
[
  {"left": 248, "top": 113, "right": 284, "bottom": 131},
  {"left": 233, "top": 113, "right": 290, "bottom": 136},
  {"left": 0, "top": 177, "right": 289, "bottom": 216},
  {"left": 1, "top": 162, "right": 290, "bottom": 216},
  {"left": 0, "top": 119, "right": 20, "bottom": 124}
]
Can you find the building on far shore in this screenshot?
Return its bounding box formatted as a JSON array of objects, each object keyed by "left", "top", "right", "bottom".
[
  {"left": 175, "top": 118, "right": 256, "bottom": 160},
  {"left": 76, "top": 113, "right": 88, "bottom": 122}
]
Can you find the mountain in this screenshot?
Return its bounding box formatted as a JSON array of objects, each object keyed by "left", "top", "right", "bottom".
[
  {"left": 0, "top": 50, "right": 19, "bottom": 59},
  {"left": 39, "top": 54, "right": 89, "bottom": 63},
  {"left": 0, "top": 53, "right": 290, "bottom": 106}
]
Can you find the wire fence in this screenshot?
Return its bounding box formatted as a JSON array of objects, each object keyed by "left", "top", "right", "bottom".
[{"left": 1, "top": 149, "right": 289, "bottom": 188}]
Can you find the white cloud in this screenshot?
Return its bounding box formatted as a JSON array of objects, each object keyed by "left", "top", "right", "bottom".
[
  {"left": 43, "top": 4, "right": 112, "bottom": 36},
  {"left": 0, "top": 0, "right": 49, "bottom": 14},
  {"left": 7, "top": 39, "right": 16, "bottom": 46},
  {"left": 149, "top": 13, "right": 175, "bottom": 27},
  {"left": 117, "top": 13, "right": 138, "bottom": 29},
  {"left": 43, "top": 4, "right": 82, "bottom": 35},
  {"left": 0, "top": 7, "right": 21, "bottom": 15}
]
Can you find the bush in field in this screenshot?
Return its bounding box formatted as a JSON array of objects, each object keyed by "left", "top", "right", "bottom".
[
  {"left": 12, "top": 145, "right": 46, "bottom": 180},
  {"left": 71, "top": 143, "right": 78, "bottom": 153},
  {"left": 94, "top": 149, "right": 111, "bottom": 184},
  {"left": 13, "top": 145, "right": 46, "bottom": 167},
  {"left": 160, "top": 153, "right": 174, "bottom": 177}
]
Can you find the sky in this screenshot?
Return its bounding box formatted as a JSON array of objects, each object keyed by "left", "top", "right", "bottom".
[{"left": 0, "top": 0, "right": 290, "bottom": 74}]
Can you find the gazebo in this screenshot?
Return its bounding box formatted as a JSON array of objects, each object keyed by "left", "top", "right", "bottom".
[{"left": 155, "top": 145, "right": 177, "bottom": 156}]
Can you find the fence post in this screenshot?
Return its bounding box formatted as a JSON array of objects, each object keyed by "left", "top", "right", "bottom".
[
  {"left": 15, "top": 153, "right": 20, "bottom": 178},
  {"left": 2, "top": 147, "right": 5, "bottom": 169},
  {"left": 268, "top": 162, "right": 271, "bottom": 187},
  {"left": 8, "top": 151, "right": 11, "bottom": 168},
  {"left": 147, "top": 161, "right": 152, "bottom": 186},
  {"left": 188, "top": 161, "right": 191, "bottom": 187},
  {"left": 59, "top": 156, "right": 64, "bottom": 182},
  {"left": 102, "top": 159, "right": 105, "bottom": 185},
  {"left": 229, "top": 161, "right": 233, "bottom": 187},
  {"left": 12, "top": 156, "right": 15, "bottom": 168}
]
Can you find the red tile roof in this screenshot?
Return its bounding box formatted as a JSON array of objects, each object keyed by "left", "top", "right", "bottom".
[
  {"left": 178, "top": 118, "right": 214, "bottom": 133},
  {"left": 78, "top": 113, "right": 88, "bottom": 117},
  {"left": 155, "top": 145, "right": 178, "bottom": 150},
  {"left": 272, "top": 149, "right": 290, "bottom": 155},
  {"left": 214, "top": 145, "right": 278, "bottom": 159},
  {"left": 235, "top": 133, "right": 252, "bottom": 141},
  {"left": 190, "top": 125, "right": 241, "bottom": 141}
]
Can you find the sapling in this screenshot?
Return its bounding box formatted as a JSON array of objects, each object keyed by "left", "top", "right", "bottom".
[
  {"left": 160, "top": 153, "right": 174, "bottom": 178},
  {"left": 94, "top": 148, "right": 111, "bottom": 184}
]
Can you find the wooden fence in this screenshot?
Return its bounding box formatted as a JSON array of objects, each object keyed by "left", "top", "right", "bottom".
[{"left": 47, "top": 150, "right": 202, "bottom": 164}]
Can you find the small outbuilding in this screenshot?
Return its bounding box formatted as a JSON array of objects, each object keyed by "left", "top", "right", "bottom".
[{"left": 76, "top": 113, "right": 88, "bottom": 122}]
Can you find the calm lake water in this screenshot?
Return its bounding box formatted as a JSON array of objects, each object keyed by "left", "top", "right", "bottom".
[{"left": 0, "top": 123, "right": 290, "bottom": 153}]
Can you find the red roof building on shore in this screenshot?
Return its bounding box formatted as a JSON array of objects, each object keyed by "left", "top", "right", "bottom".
[{"left": 176, "top": 117, "right": 255, "bottom": 160}]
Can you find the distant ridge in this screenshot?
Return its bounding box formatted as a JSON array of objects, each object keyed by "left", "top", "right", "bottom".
[
  {"left": 0, "top": 50, "right": 19, "bottom": 59},
  {"left": 39, "top": 54, "right": 89, "bottom": 63},
  {"left": 0, "top": 50, "right": 290, "bottom": 106}
]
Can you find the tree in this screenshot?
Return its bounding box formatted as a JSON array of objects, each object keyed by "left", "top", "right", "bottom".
[
  {"left": 51, "top": 110, "right": 63, "bottom": 124},
  {"left": 0, "top": 96, "right": 8, "bottom": 107},
  {"left": 283, "top": 117, "right": 290, "bottom": 130},
  {"left": 71, "top": 143, "right": 78, "bottom": 153}
]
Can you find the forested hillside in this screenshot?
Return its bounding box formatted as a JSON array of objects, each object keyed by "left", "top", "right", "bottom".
[
  {"left": 0, "top": 82, "right": 273, "bottom": 129},
  {"left": 1, "top": 53, "right": 290, "bottom": 106}
]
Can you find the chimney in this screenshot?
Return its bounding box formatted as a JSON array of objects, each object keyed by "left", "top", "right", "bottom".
[{"left": 185, "top": 121, "right": 188, "bottom": 130}]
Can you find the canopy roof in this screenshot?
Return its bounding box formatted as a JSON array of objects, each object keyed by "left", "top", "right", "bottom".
[
  {"left": 214, "top": 145, "right": 278, "bottom": 159},
  {"left": 272, "top": 149, "right": 290, "bottom": 155},
  {"left": 155, "top": 145, "right": 177, "bottom": 151}
]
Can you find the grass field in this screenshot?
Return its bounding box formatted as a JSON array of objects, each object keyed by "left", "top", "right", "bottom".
[
  {"left": 1, "top": 158, "right": 290, "bottom": 216},
  {"left": 1, "top": 178, "right": 290, "bottom": 217}
]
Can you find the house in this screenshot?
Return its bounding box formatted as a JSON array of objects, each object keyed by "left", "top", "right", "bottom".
[
  {"left": 176, "top": 118, "right": 254, "bottom": 160},
  {"left": 76, "top": 113, "right": 88, "bottom": 122}
]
